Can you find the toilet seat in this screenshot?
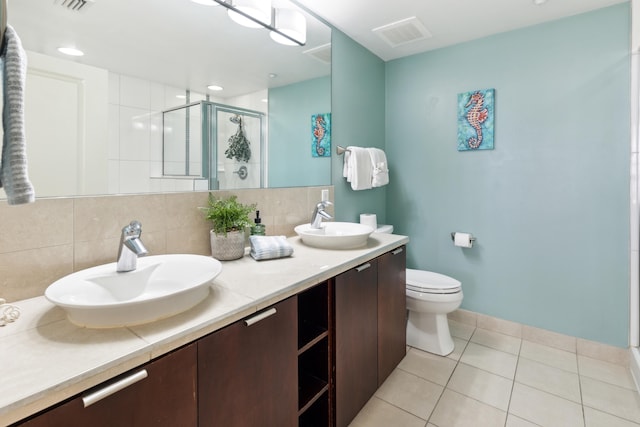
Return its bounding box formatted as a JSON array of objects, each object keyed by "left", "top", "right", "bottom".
[{"left": 406, "top": 269, "right": 461, "bottom": 294}]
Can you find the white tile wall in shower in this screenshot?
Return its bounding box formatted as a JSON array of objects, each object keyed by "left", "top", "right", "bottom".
[
  {"left": 119, "top": 160, "right": 151, "bottom": 194},
  {"left": 107, "top": 160, "right": 119, "bottom": 194},
  {"left": 191, "top": 91, "right": 206, "bottom": 103},
  {"left": 150, "top": 82, "right": 166, "bottom": 112},
  {"left": 108, "top": 104, "right": 120, "bottom": 160},
  {"left": 119, "top": 106, "right": 151, "bottom": 162},
  {"left": 164, "top": 86, "right": 188, "bottom": 109},
  {"left": 149, "top": 112, "right": 163, "bottom": 165},
  {"left": 119, "top": 75, "right": 151, "bottom": 109},
  {"left": 108, "top": 73, "right": 120, "bottom": 105}
]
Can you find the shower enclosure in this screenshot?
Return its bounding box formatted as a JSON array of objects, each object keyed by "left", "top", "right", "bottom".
[{"left": 162, "top": 101, "right": 266, "bottom": 190}]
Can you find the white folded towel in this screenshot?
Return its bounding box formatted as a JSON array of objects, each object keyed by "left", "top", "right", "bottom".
[
  {"left": 368, "top": 147, "right": 389, "bottom": 187},
  {"left": 0, "top": 26, "right": 34, "bottom": 205},
  {"left": 347, "top": 146, "right": 372, "bottom": 191},
  {"left": 249, "top": 235, "right": 294, "bottom": 261}
]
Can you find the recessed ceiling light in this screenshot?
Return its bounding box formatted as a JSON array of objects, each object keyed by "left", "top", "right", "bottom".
[
  {"left": 57, "top": 47, "right": 84, "bottom": 57},
  {"left": 533, "top": 0, "right": 548, "bottom": 4},
  {"left": 268, "top": 73, "right": 278, "bottom": 79},
  {"left": 207, "top": 85, "right": 224, "bottom": 91}
]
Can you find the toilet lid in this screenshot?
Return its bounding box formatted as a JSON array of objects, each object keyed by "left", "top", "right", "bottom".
[{"left": 406, "top": 269, "right": 461, "bottom": 293}]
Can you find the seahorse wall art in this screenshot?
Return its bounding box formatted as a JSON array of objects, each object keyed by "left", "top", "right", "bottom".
[
  {"left": 457, "top": 88, "right": 495, "bottom": 151},
  {"left": 311, "top": 113, "right": 331, "bottom": 157}
]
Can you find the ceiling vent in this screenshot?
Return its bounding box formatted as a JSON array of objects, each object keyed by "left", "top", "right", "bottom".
[
  {"left": 55, "top": 0, "right": 95, "bottom": 11},
  {"left": 303, "top": 43, "right": 332, "bottom": 65},
  {"left": 372, "top": 17, "right": 432, "bottom": 48}
]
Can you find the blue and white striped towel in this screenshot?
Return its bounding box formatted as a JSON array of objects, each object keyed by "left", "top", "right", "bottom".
[{"left": 249, "top": 235, "right": 294, "bottom": 261}]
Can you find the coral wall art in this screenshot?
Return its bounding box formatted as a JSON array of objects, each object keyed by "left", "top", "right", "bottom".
[
  {"left": 311, "top": 113, "right": 331, "bottom": 157},
  {"left": 457, "top": 88, "right": 495, "bottom": 151}
]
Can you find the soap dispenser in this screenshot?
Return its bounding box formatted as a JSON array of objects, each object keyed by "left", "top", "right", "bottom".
[{"left": 251, "top": 210, "right": 266, "bottom": 236}]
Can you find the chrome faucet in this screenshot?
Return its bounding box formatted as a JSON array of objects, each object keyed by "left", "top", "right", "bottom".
[
  {"left": 116, "top": 220, "right": 149, "bottom": 272},
  {"left": 310, "top": 201, "right": 333, "bottom": 229}
]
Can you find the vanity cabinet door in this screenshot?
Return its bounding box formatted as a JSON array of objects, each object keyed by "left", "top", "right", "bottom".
[
  {"left": 198, "top": 297, "right": 298, "bottom": 427},
  {"left": 377, "top": 246, "right": 407, "bottom": 386},
  {"left": 16, "top": 343, "right": 198, "bottom": 427},
  {"left": 334, "top": 259, "right": 378, "bottom": 427}
]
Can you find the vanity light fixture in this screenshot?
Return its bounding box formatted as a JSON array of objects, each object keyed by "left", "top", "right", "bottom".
[
  {"left": 270, "top": 8, "right": 306, "bottom": 46},
  {"left": 212, "top": 0, "right": 306, "bottom": 46},
  {"left": 57, "top": 47, "right": 84, "bottom": 56},
  {"left": 190, "top": 0, "right": 218, "bottom": 5},
  {"left": 226, "top": 0, "right": 271, "bottom": 28}
]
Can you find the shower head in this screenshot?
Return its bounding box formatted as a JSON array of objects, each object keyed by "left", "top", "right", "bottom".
[{"left": 230, "top": 115, "right": 241, "bottom": 124}]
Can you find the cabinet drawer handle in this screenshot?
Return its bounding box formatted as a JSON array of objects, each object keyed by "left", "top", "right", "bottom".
[
  {"left": 356, "top": 263, "right": 371, "bottom": 272},
  {"left": 392, "top": 248, "right": 404, "bottom": 255},
  {"left": 82, "top": 369, "right": 148, "bottom": 408},
  {"left": 244, "top": 307, "right": 277, "bottom": 326}
]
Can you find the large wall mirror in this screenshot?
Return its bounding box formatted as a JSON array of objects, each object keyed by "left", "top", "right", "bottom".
[{"left": 6, "top": 0, "right": 331, "bottom": 198}]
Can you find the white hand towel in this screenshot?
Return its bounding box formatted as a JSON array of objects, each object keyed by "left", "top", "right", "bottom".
[
  {"left": 368, "top": 148, "right": 389, "bottom": 187},
  {"left": 0, "top": 26, "right": 34, "bottom": 205},
  {"left": 349, "top": 147, "right": 372, "bottom": 191}
]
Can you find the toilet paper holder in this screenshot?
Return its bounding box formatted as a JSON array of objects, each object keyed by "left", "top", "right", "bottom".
[{"left": 450, "top": 232, "right": 476, "bottom": 243}]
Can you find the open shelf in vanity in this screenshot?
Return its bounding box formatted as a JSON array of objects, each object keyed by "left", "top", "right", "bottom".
[{"left": 297, "top": 280, "right": 333, "bottom": 427}]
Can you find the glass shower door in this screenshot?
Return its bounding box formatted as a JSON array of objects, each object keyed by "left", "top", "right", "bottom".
[{"left": 204, "top": 104, "right": 265, "bottom": 190}]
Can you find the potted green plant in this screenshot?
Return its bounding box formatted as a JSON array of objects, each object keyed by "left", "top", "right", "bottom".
[{"left": 202, "top": 194, "right": 256, "bottom": 260}]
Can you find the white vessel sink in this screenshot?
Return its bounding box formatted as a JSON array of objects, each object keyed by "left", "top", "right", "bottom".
[
  {"left": 294, "top": 222, "right": 374, "bottom": 250},
  {"left": 45, "top": 254, "right": 222, "bottom": 328}
]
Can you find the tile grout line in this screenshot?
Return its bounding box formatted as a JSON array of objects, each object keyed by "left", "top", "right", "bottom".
[
  {"left": 576, "top": 351, "right": 587, "bottom": 427},
  {"left": 503, "top": 334, "right": 523, "bottom": 427},
  {"left": 425, "top": 327, "right": 474, "bottom": 426}
]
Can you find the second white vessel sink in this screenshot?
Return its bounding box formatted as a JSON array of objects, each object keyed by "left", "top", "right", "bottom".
[
  {"left": 45, "top": 254, "right": 222, "bottom": 328},
  {"left": 294, "top": 222, "right": 374, "bottom": 250}
]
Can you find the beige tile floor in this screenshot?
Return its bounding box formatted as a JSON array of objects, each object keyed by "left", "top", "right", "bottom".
[{"left": 350, "top": 320, "right": 640, "bottom": 427}]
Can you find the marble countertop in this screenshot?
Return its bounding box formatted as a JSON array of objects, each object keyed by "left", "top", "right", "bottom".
[{"left": 0, "top": 233, "right": 409, "bottom": 425}]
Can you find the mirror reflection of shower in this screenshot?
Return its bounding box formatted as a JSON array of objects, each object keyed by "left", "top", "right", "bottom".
[{"left": 162, "top": 101, "right": 266, "bottom": 190}]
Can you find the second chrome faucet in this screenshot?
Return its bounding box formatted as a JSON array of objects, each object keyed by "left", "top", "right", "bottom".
[
  {"left": 310, "top": 201, "right": 333, "bottom": 229},
  {"left": 117, "top": 220, "right": 149, "bottom": 272}
]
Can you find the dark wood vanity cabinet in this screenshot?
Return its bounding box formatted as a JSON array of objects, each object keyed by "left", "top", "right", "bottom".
[
  {"left": 13, "top": 245, "right": 407, "bottom": 427},
  {"left": 334, "top": 259, "right": 379, "bottom": 427},
  {"left": 334, "top": 246, "right": 407, "bottom": 427},
  {"left": 16, "top": 343, "right": 198, "bottom": 427},
  {"left": 377, "top": 246, "right": 407, "bottom": 386},
  {"left": 198, "top": 297, "right": 298, "bottom": 427}
]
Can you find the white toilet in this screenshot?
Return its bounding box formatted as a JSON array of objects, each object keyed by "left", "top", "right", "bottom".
[
  {"left": 371, "top": 224, "right": 463, "bottom": 356},
  {"left": 406, "top": 269, "right": 463, "bottom": 356}
]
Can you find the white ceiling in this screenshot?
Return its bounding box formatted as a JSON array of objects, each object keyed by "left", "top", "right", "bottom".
[
  {"left": 10, "top": 0, "right": 331, "bottom": 98},
  {"left": 297, "top": 0, "right": 627, "bottom": 62},
  {"left": 8, "top": 0, "right": 628, "bottom": 98}
]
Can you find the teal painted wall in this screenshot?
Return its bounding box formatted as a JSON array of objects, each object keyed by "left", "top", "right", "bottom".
[
  {"left": 331, "top": 30, "right": 387, "bottom": 223},
  {"left": 268, "top": 76, "right": 331, "bottom": 187},
  {"left": 385, "top": 4, "right": 631, "bottom": 347}
]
